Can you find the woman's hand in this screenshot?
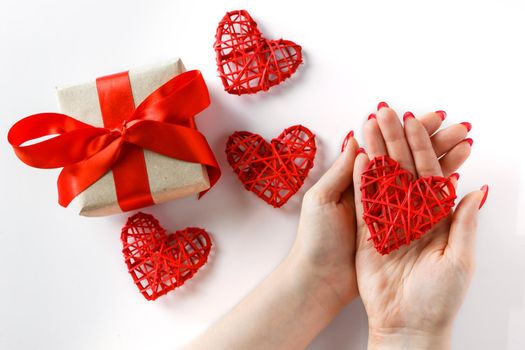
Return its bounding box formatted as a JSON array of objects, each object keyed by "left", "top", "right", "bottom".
[
  {"left": 352, "top": 103, "right": 488, "bottom": 349},
  {"left": 186, "top": 138, "right": 365, "bottom": 350},
  {"left": 288, "top": 134, "right": 361, "bottom": 315}
]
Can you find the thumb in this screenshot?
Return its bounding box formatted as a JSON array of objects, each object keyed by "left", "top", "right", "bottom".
[
  {"left": 446, "top": 185, "right": 489, "bottom": 268},
  {"left": 308, "top": 131, "right": 358, "bottom": 203},
  {"left": 352, "top": 148, "right": 370, "bottom": 246}
]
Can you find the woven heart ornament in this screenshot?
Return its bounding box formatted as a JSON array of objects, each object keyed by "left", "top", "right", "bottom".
[
  {"left": 214, "top": 9, "right": 303, "bottom": 95},
  {"left": 361, "top": 156, "right": 456, "bottom": 255},
  {"left": 226, "top": 125, "right": 316, "bottom": 208},
  {"left": 121, "top": 212, "right": 212, "bottom": 300}
]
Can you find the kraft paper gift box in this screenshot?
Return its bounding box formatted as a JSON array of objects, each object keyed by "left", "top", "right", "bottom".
[{"left": 56, "top": 58, "right": 210, "bottom": 216}]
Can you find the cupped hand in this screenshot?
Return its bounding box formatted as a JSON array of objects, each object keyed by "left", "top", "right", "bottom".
[{"left": 353, "top": 103, "right": 488, "bottom": 349}]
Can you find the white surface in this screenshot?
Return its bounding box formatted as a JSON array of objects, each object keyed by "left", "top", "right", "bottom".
[{"left": 1, "top": 0, "right": 524, "bottom": 349}]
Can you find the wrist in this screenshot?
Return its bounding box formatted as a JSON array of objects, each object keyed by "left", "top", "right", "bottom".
[
  {"left": 279, "top": 252, "right": 348, "bottom": 320},
  {"left": 368, "top": 327, "right": 452, "bottom": 350}
]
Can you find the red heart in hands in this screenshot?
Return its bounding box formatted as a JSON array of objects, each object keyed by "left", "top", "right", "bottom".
[
  {"left": 121, "top": 212, "right": 212, "bottom": 300},
  {"left": 214, "top": 9, "right": 303, "bottom": 95},
  {"left": 226, "top": 125, "right": 316, "bottom": 208},
  {"left": 361, "top": 156, "right": 456, "bottom": 255}
]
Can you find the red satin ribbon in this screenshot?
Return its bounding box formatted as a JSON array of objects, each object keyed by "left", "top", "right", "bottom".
[
  {"left": 8, "top": 70, "right": 221, "bottom": 211},
  {"left": 96, "top": 71, "right": 154, "bottom": 211}
]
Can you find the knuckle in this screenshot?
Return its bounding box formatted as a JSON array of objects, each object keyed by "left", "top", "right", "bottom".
[
  {"left": 303, "top": 187, "right": 317, "bottom": 202},
  {"left": 304, "top": 187, "right": 331, "bottom": 205},
  {"left": 460, "top": 217, "right": 478, "bottom": 233}
]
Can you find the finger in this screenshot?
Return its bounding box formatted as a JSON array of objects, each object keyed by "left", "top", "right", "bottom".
[
  {"left": 309, "top": 132, "right": 359, "bottom": 203},
  {"left": 363, "top": 115, "right": 387, "bottom": 158},
  {"left": 445, "top": 185, "right": 489, "bottom": 268},
  {"left": 431, "top": 122, "right": 471, "bottom": 157},
  {"left": 419, "top": 110, "right": 447, "bottom": 135},
  {"left": 439, "top": 139, "right": 472, "bottom": 177},
  {"left": 449, "top": 172, "right": 460, "bottom": 188},
  {"left": 404, "top": 112, "right": 443, "bottom": 177},
  {"left": 376, "top": 106, "right": 417, "bottom": 175},
  {"left": 352, "top": 148, "right": 371, "bottom": 245}
]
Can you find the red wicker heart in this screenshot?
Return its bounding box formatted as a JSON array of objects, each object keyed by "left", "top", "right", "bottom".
[
  {"left": 226, "top": 125, "right": 316, "bottom": 208},
  {"left": 361, "top": 156, "right": 456, "bottom": 255},
  {"left": 214, "top": 9, "right": 303, "bottom": 95},
  {"left": 121, "top": 212, "right": 212, "bottom": 301}
]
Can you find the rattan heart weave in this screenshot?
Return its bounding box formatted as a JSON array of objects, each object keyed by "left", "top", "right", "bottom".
[
  {"left": 214, "top": 9, "right": 302, "bottom": 95},
  {"left": 121, "top": 212, "right": 212, "bottom": 300},
  {"left": 226, "top": 125, "right": 316, "bottom": 208},
  {"left": 361, "top": 156, "right": 456, "bottom": 255}
]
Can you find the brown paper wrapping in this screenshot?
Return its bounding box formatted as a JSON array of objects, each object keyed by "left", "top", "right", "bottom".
[{"left": 56, "top": 58, "right": 210, "bottom": 217}]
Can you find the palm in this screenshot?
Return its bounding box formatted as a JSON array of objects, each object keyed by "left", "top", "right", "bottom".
[
  {"left": 295, "top": 191, "right": 357, "bottom": 304},
  {"left": 355, "top": 220, "right": 469, "bottom": 331}
]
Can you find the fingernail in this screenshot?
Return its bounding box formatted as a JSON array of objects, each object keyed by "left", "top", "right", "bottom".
[
  {"left": 377, "top": 101, "right": 389, "bottom": 110},
  {"left": 357, "top": 147, "right": 366, "bottom": 155},
  {"left": 460, "top": 122, "right": 472, "bottom": 132},
  {"left": 403, "top": 111, "right": 415, "bottom": 121},
  {"left": 435, "top": 110, "right": 447, "bottom": 121},
  {"left": 450, "top": 172, "right": 460, "bottom": 181},
  {"left": 341, "top": 130, "right": 354, "bottom": 152},
  {"left": 368, "top": 113, "right": 376, "bottom": 120},
  {"left": 464, "top": 138, "right": 474, "bottom": 146},
  {"left": 479, "top": 185, "right": 489, "bottom": 209}
]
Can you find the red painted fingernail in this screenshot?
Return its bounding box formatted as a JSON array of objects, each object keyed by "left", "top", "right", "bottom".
[
  {"left": 464, "top": 138, "right": 474, "bottom": 146},
  {"left": 479, "top": 185, "right": 489, "bottom": 209},
  {"left": 450, "top": 172, "right": 460, "bottom": 181},
  {"left": 357, "top": 147, "right": 366, "bottom": 155},
  {"left": 377, "top": 101, "right": 389, "bottom": 110},
  {"left": 460, "top": 122, "right": 472, "bottom": 132},
  {"left": 403, "top": 111, "right": 415, "bottom": 121},
  {"left": 435, "top": 110, "right": 447, "bottom": 121},
  {"left": 341, "top": 130, "right": 354, "bottom": 152},
  {"left": 368, "top": 113, "right": 376, "bottom": 120}
]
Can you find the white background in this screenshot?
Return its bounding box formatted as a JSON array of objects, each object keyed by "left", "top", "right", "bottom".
[{"left": 1, "top": 0, "right": 524, "bottom": 349}]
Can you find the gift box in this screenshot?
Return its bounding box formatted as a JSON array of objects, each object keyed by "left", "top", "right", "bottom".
[{"left": 8, "top": 59, "right": 221, "bottom": 216}]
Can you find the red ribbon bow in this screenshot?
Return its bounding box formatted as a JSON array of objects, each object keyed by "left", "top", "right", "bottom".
[{"left": 8, "top": 70, "right": 221, "bottom": 211}]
